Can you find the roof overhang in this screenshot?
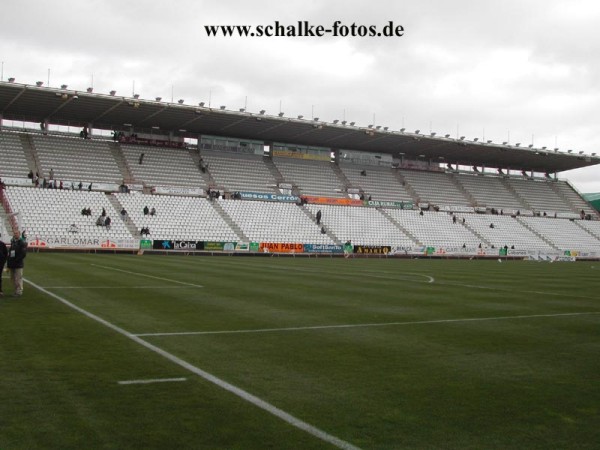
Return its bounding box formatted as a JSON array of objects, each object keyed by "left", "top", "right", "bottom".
[{"left": 1, "top": 81, "right": 598, "bottom": 173}]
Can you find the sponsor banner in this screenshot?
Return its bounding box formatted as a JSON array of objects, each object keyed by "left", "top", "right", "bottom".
[
  {"left": 354, "top": 245, "right": 392, "bottom": 255},
  {"left": 399, "top": 160, "right": 443, "bottom": 171},
  {"left": 172, "top": 240, "right": 204, "bottom": 250},
  {"left": 259, "top": 242, "right": 304, "bottom": 253},
  {"left": 204, "top": 241, "right": 237, "bottom": 251},
  {"left": 88, "top": 182, "right": 120, "bottom": 192},
  {"left": 3, "top": 177, "right": 32, "bottom": 187},
  {"left": 439, "top": 205, "right": 475, "bottom": 213},
  {"left": 249, "top": 242, "right": 260, "bottom": 252},
  {"left": 303, "top": 244, "right": 344, "bottom": 254},
  {"left": 27, "top": 236, "right": 138, "bottom": 249},
  {"left": 364, "top": 200, "right": 413, "bottom": 209},
  {"left": 153, "top": 240, "right": 174, "bottom": 250},
  {"left": 507, "top": 249, "right": 531, "bottom": 257},
  {"left": 436, "top": 246, "right": 477, "bottom": 255},
  {"left": 236, "top": 242, "right": 250, "bottom": 252},
  {"left": 302, "top": 196, "right": 363, "bottom": 206},
  {"left": 239, "top": 191, "right": 299, "bottom": 203},
  {"left": 391, "top": 246, "right": 421, "bottom": 255},
  {"left": 127, "top": 184, "right": 144, "bottom": 191},
  {"left": 272, "top": 150, "right": 330, "bottom": 161},
  {"left": 140, "top": 239, "right": 153, "bottom": 249},
  {"left": 555, "top": 256, "right": 576, "bottom": 262},
  {"left": 151, "top": 186, "right": 203, "bottom": 196}
]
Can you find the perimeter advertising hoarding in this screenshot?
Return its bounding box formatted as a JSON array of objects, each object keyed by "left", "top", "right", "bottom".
[
  {"left": 303, "top": 244, "right": 344, "bottom": 254},
  {"left": 259, "top": 242, "right": 304, "bottom": 253},
  {"left": 364, "top": 200, "right": 413, "bottom": 209},
  {"left": 239, "top": 192, "right": 299, "bottom": 203},
  {"left": 302, "top": 196, "right": 363, "bottom": 206},
  {"left": 27, "top": 236, "right": 139, "bottom": 249},
  {"left": 272, "top": 150, "right": 330, "bottom": 162},
  {"left": 151, "top": 240, "right": 205, "bottom": 250},
  {"left": 204, "top": 241, "right": 237, "bottom": 251},
  {"left": 354, "top": 245, "right": 392, "bottom": 254}
]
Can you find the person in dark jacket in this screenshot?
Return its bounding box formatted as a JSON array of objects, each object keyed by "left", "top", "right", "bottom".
[
  {"left": 0, "top": 234, "right": 8, "bottom": 297},
  {"left": 7, "top": 230, "right": 27, "bottom": 297}
]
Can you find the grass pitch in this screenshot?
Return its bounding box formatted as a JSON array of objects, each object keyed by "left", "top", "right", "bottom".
[{"left": 1, "top": 254, "right": 599, "bottom": 449}]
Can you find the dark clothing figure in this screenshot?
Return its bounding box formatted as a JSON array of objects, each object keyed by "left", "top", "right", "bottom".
[
  {"left": 0, "top": 239, "right": 8, "bottom": 296},
  {"left": 452, "top": 215, "right": 457, "bottom": 224},
  {"left": 7, "top": 233, "right": 27, "bottom": 297},
  {"left": 139, "top": 153, "right": 145, "bottom": 165},
  {"left": 316, "top": 210, "right": 322, "bottom": 225},
  {"left": 143, "top": 206, "right": 149, "bottom": 215},
  {"left": 150, "top": 207, "right": 156, "bottom": 216},
  {"left": 105, "top": 217, "right": 111, "bottom": 228},
  {"left": 101, "top": 207, "right": 106, "bottom": 217}
]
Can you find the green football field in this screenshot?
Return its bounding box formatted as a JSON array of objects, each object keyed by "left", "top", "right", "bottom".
[{"left": 1, "top": 254, "right": 598, "bottom": 449}]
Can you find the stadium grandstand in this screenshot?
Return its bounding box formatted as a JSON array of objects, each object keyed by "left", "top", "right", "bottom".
[{"left": 1, "top": 79, "right": 599, "bottom": 259}]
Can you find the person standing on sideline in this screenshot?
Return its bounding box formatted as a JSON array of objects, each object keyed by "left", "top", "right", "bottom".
[
  {"left": 0, "top": 234, "right": 8, "bottom": 297},
  {"left": 7, "top": 230, "right": 27, "bottom": 297}
]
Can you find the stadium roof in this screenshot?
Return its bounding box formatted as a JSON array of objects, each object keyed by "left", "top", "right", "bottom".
[{"left": 1, "top": 81, "right": 598, "bottom": 173}]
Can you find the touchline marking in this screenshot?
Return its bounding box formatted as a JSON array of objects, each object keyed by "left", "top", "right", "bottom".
[
  {"left": 42, "top": 286, "right": 198, "bottom": 289},
  {"left": 134, "top": 311, "right": 600, "bottom": 337},
  {"left": 90, "top": 264, "right": 204, "bottom": 288},
  {"left": 24, "top": 278, "right": 360, "bottom": 450},
  {"left": 118, "top": 377, "right": 187, "bottom": 385}
]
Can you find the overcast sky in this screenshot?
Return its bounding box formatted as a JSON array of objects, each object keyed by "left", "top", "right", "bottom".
[{"left": 1, "top": 0, "right": 599, "bottom": 193}]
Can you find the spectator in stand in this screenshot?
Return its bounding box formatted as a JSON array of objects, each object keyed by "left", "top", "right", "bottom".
[
  {"left": 316, "top": 210, "right": 322, "bottom": 225},
  {"left": 0, "top": 234, "right": 8, "bottom": 297},
  {"left": 139, "top": 153, "right": 145, "bottom": 165},
  {"left": 143, "top": 206, "right": 149, "bottom": 215},
  {"left": 150, "top": 207, "right": 156, "bottom": 216},
  {"left": 101, "top": 207, "right": 106, "bottom": 217},
  {"left": 105, "top": 216, "right": 111, "bottom": 229},
  {"left": 88, "top": 183, "right": 92, "bottom": 192},
  {"left": 121, "top": 208, "right": 128, "bottom": 221},
  {"left": 49, "top": 168, "right": 54, "bottom": 180},
  {"left": 59, "top": 181, "right": 63, "bottom": 190},
  {"left": 453, "top": 215, "right": 457, "bottom": 224},
  {"left": 78, "top": 181, "right": 83, "bottom": 190},
  {"left": 27, "top": 170, "right": 33, "bottom": 179},
  {"left": 96, "top": 216, "right": 105, "bottom": 226}
]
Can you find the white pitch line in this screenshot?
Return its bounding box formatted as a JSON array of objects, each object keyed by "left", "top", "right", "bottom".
[
  {"left": 90, "top": 264, "right": 204, "bottom": 288},
  {"left": 42, "top": 286, "right": 198, "bottom": 289},
  {"left": 118, "top": 377, "right": 187, "bottom": 385},
  {"left": 134, "top": 311, "right": 600, "bottom": 337},
  {"left": 24, "top": 278, "right": 360, "bottom": 450}
]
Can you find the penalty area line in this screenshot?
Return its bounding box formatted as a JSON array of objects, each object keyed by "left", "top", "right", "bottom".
[
  {"left": 90, "top": 264, "right": 204, "bottom": 288},
  {"left": 118, "top": 377, "right": 187, "bottom": 385},
  {"left": 24, "top": 278, "right": 360, "bottom": 450},
  {"left": 135, "top": 311, "right": 600, "bottom": 337}
]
